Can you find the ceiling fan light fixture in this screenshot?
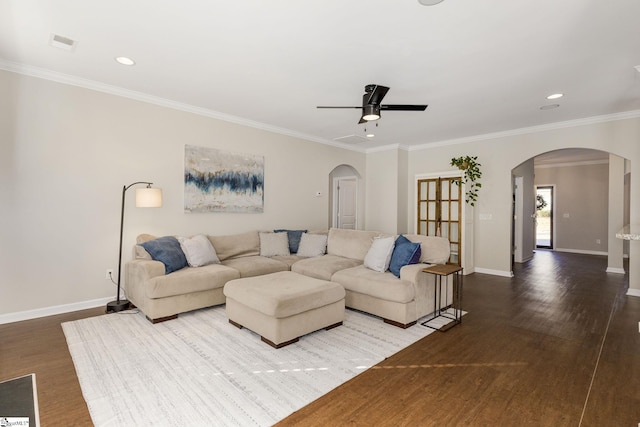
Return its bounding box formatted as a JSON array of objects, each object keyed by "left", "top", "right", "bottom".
[
  {"left": 362, "top": 105, "right": 380, "bottom": 121},
  {"left": 418, "top": 0, "right": 444, "bottom": 5}
]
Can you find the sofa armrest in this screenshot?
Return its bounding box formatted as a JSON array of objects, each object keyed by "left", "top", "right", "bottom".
[
  {"left": 399, "top": 263, "right": 433, "bottom": 283},
  {"left": 400, "top": 263, "right": 452, "bottom": 319},
  {"left": 124, "top": 259, "right": 166, "bottom": 305},
  {"left": 126, "top": 259, "right": 166, "bottom": 281}
]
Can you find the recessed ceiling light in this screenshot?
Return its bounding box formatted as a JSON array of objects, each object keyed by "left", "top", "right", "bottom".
[
  {"left": 366, "top": 133, "right": 375, "bottom": 138},
  {"left": 546, "top": 93, "right": 563, "bottom": 100},
  {"left": 115, "top": 56, "right": 136, "bottom": 66},
  {"left": 540, "top": 104, "right": 560, "bottom": 110}
]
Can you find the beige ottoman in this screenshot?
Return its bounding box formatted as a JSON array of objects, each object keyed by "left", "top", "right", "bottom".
[{"left": 223, "top": 271, "right": 345, "bottom": 348}]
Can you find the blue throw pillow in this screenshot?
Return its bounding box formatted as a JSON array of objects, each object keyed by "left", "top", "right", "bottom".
[
  {"left": 140, "top": 236, "right": 188, "bottom": 274},
  {"left": 388, "top": 235, "right": 422, "bottom": 277},
  {"left": 274, "top": 229, "right": 307, "bottom": 254}
]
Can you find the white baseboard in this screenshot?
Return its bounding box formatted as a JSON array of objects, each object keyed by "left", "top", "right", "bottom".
[
  {"left": 555, "top": 248, "right": 608, "bottom": 256},
  {"left": 627, "top": 288, "right": 640, "bottom": 298},
  {"left": 0, "top": 297, "right": 111, "bottom": 325},
  {"left": 473, "top": 267, "right": 514, "bottom": 278},
  {"left": 606, "top": 267, "right": 626, "bottom": 274}
]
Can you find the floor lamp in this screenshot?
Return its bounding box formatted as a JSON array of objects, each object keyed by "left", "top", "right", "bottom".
[{"left": 106, "top": 182, "right": 163, "bottom": 313}]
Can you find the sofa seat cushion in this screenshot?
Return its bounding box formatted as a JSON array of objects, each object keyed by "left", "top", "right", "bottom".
[
  {"left": 221, "top": 255, "right": 289, "bottom": 278},
  {"left": 145, "top": 263, "right": 240, "bottom": 299},
  {"left": 331, "top": 265, "right": 415, "bottom": 304},
  {"left": 291, "top": 254, "right": 362, "bottom": 281},
  {"left": 224, "top": 271, "right": 345, "bottom": 318}
]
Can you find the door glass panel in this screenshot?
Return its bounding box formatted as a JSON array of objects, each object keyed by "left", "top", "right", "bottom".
[
  {"left": 428, "top": 202, "right": 437, "bottom": 220},
  {"left": 419, "top": 222, "right": 426, "bottom": 235},
  {"left": 428, "top": 222, "right": 436, "bottom": 235},
  {"left": 441, "top": 223, "right": 448, "bottom": 239},
  {"left": 451, "top": 183, "right": 460, "bottom": 200},
  {"left": 441, "top": 181, "right": 449, "bottom": 200},
  {"left": 451, "top": 201, "right": 459, "bottom": 221},
  {"left": 420, "top": 202, "right": 427, "bottom": 220},
  {"left": 428, "top": 181, "right": 436, "bottom": 196},
  {"left": 441, "top": 202, "right": 449, "bottom": 220},
  {"left": 450, "top": 222, "right": 459, "bottom": 243},
  {"left": 419, "top": 181, "right": 427, "bottom": 200},
  {"left": 450, "top": 252, "right": 458, "bottom": 265},
  {"left": 450, "top": 243, "right": 458, "bottom": 252}
]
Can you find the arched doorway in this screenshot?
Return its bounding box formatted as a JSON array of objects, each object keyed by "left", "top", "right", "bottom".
[
  {"left": 329, "top": 165, "right": 362, "bottom": 230},
  {"left": 511, "top": 148, "right": 628, "bottom": 275}
]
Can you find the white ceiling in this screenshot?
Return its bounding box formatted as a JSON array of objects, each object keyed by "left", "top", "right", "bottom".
[{"left": 1, "top": 0, "right": 640, "bottom": 151}]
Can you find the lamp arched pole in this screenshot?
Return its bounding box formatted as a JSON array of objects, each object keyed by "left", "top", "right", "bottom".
[{"left": 106, "top": 181, "right": 154, "bottom": 313}]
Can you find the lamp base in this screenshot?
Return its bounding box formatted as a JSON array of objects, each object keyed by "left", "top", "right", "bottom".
[{"left": 106, "top": 299, "right": 130, "bottom": 313}]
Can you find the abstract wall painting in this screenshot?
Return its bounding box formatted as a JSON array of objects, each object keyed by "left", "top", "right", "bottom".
[{"left": 184, "top": 145, "right": 264, "bottom": 213}]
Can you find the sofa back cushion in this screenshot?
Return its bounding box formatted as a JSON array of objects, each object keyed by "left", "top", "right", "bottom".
[
  {"left": 208, "top": 230, "right": 260, "bottom": 262},
  {"left": 327, "top": 228, "right": 383, "bottom": 261},
  {"left": 404, "top": 234, "right": 450, "bottom": 264},
  {"left": 135, "top": 234, "right": 156, "bottom": 259}
]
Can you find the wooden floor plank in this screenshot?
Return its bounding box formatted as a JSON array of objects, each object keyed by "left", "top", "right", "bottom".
[{"left": 1, "top": 251, "right": 639, "bottom": 426}]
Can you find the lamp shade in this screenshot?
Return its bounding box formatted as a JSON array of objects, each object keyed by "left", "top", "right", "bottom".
[{"left": 135, "top": 187, "right": 163, "bottom": 207}]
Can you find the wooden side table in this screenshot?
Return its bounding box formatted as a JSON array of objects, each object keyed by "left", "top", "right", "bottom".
[{"left": 421, "top": 263, "right": 463, "bottom": 331}]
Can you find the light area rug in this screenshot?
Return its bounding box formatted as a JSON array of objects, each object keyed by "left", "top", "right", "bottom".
[{"left": 63, "top": 306, "right": 455, "bottom": 426}]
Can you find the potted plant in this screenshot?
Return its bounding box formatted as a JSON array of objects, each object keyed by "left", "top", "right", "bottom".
[{"left": 450, "top": 156, "right": 482, "bottom": 206}]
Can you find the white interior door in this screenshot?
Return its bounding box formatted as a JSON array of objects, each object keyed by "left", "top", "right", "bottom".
[
  {"left": 514, "top": 176, "right": 524, "bottom": 262},
  {"left": 335, "top": 177, "right": 357, "bottom": 229}
]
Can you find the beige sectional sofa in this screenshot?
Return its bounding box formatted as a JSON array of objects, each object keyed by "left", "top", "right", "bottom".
[{"left": 125, "top": 228, "right": 452, "bottom": 327}]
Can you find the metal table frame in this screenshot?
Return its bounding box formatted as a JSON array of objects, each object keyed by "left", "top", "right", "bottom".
[{"left": 420, "top": 264, "right": 463, "bottom": 332}]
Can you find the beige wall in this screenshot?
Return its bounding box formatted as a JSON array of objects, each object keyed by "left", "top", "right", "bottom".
[
  {"left": 535, "top": 162, "right": 609, "bottom": 253},
  {"left": 365, "top": 148, "right": 399, "bottom": 234},
  {"left": 0, "top": 70, "right": 365, "bottom": 317}
]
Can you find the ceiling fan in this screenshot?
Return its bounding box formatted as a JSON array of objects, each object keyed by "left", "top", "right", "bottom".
[{"left": 317, "top": 84, "right": 428, "bottom": 124}]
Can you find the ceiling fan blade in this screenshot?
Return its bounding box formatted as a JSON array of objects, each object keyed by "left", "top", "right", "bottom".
[
  {"left": 363, "top": 85, "right": 390, "bottom": 106},
  {"left": 380, "top": 104, "right": 428, "bottom": 111},
  {"left": 316, "top": 106, "right": 361, "bottom": 109}
]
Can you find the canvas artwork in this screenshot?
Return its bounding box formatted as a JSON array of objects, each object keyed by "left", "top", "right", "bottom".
[{"left": 184, "top": 145, "right": 264, "bottom": 213}]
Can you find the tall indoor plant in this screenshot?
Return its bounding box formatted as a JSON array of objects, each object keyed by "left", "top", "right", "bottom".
[{"left": 450, "top": 156, "right": 482, "bottom": 206}]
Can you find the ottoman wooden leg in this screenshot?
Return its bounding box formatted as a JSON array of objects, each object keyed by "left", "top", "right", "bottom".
[
  {"left": 229, "top": 319, "right": 243, "bottom": 329},
  {"left": 325, "top": 321, "right": 342, "bottom": 330},
  {"left": 262, "top": 336, "right": 299, "bottom": 349}
]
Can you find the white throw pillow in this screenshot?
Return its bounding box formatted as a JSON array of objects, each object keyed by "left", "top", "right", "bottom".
[
  {"left": 296, "top": 233, "right": 328, "bottom": 258},
  {"left": 364, "top": 236, "right": 395, "bottom": 272},
  {"left": 177, "top": 235, "right": 219, "bottom": 267},
  {"left": 259, "top": 232, "right": 291, "bottom": 257}
]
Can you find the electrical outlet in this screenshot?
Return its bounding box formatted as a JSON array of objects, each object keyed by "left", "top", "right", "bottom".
[{"left": 105, "top": 269, "right": 114, "bottom": 280}]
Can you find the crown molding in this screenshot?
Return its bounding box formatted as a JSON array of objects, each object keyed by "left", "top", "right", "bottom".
[
  {"left": 405, "top": 109, "right": 640, "bottom": 152},
  {"left": 3, "top": 59, "right": 639, "bottom": 157},
  {"left": 365, "top": 143, "right": 402, "bottom": 153},
  {"left": 0, "top": 59, "right": 367, "bottom": 154}
]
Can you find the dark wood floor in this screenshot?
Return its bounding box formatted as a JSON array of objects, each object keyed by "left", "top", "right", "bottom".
[{"left": 2, "top": 251, "right": 639, "bottom": 426}]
